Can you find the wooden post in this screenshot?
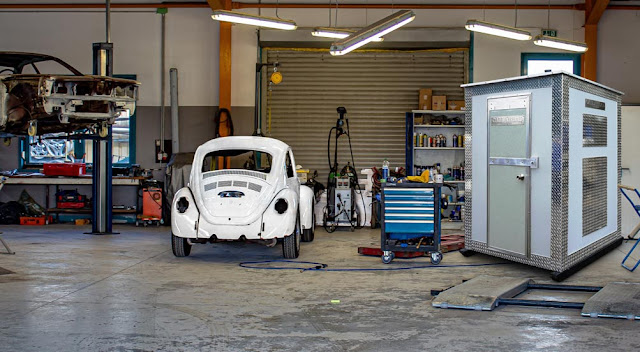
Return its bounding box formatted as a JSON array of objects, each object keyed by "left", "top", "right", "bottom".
[
  {"left": 217, "top": 0, "right": 233, "bottom": 168},
  {"left": 582, "top": 0, "right": 609, "bottom": 81}
]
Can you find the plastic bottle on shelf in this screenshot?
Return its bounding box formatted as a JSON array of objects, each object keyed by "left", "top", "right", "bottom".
[
  {"left": 453, "top": 134, "right": 458, "bottom": 147},
  {"left": 382, "top": 159, "right": 389, "bottom": 183}
]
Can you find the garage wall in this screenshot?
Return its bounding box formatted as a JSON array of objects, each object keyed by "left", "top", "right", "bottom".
[
  {"left": 599, "top": 11, "right": 640, "bottom": 104},
  {"left": 621, "top": 106, "right": 640, "bottom": 236},
  {"left": 0, "top": 8, "right": 230, "bottom": 174}
]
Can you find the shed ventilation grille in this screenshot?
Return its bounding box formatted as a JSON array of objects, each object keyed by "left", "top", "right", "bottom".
[{"left": 583, "top": 157, "right": 607, "bottom": 236}]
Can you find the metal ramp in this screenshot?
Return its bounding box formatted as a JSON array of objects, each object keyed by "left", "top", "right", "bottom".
[
  {"left": 581, "top": 282, "right": 640, "bottom": 319},
  {"left": 432, "top": 275, "right": 640, "bottom": 320},
  {"left": 431, "top": 275, "right": 532, "bottom": 311}
]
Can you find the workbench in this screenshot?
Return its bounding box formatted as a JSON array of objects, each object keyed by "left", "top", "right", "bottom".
[{"left": 3, "top": 176, "right": 144, "bottom": 220}]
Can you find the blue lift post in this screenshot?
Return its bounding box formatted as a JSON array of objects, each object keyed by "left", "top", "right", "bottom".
[{"left": 88, "top": 37, "right": 116, "bottom": 234}]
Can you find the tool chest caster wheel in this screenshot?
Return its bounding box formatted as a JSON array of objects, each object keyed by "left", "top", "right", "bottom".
[
  {"left": 430, "top": 251, "right": 442, "bottom": 265},
  {"left": 381, "top": 251, "right": 395, "bottom": 264}
]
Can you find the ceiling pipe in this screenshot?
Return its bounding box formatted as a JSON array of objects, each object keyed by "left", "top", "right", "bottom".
[
  {"left": 234, "top": 3, "right": 579, "bottom": 10},
  {"left": 0, "top": 3, "right": 579, "bottom": 10},
  {"left": 0, "top": 2, "right": 638, "bottom": 11}
]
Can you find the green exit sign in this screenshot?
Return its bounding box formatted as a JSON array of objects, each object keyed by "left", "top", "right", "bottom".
[{"left": 542, "top": 29, "right": 557, "bottom": 37}]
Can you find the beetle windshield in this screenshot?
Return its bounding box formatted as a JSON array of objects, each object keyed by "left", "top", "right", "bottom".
[{"left": 202, "top": 150, "right": 273, "bottom": 174}]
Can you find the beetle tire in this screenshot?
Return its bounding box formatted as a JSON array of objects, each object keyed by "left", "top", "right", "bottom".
[
  {"left": 171, "top": 233, "right": 191, "bottom": 257},
  {"left": 302, "top": 205, "right": 315, "bottom": 242},
  {"left": 283, "top": 213, "right": 301, "bottom": 259}
]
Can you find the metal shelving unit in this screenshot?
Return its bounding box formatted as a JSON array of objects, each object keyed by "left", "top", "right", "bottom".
[{"left": 405, "top": 110, "right": 466, "bottom": 221}]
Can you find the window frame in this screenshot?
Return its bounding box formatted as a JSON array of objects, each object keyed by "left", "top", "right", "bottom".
[
  {"left": 521, "top": 53, "right": 582, "bottom": 76},
  {"left": 19, "top": 74, "right": 137, "bottom": 170}
]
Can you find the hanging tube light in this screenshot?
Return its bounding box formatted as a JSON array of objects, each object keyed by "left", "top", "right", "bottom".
[
  {"left": 312, "top": 27, "right": 383, "bottom": 42},
  {"left": 465, "top": 19, "right": 532, "bottom": 41},
  {"left": 211, "top": 10, "right": 297, "bottom": 30},
  {"left": 330, "top": 10, "right": 415, "bottom": 56},
  {"left": 533, "top": 35, "right": 588, "bottom": 53}
]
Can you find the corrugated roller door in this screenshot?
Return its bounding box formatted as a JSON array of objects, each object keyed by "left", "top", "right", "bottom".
[{"left": 263, "top": 49, "right": 467, "bottom": 183}]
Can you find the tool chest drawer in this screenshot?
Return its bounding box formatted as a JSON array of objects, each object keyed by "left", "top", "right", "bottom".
[{"left": 383, "top": 186, "right": 436, "bottom": 233}]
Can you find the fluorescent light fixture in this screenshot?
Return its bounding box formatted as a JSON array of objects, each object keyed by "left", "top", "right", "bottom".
[
  {"left": 211, "top": 10, "right": 297, "bottom": 30},
  {"left": 312, "top": 27, "right": 383, "bottom": 42},
  {"left": 330, "top": 10, "right": 415, "bottom": 56},
  {"left": 465, "top": 19, "right": 532, "bottom": 41},
  {"left": 533, "top": 35, "right": 588, "bottom": 53}
]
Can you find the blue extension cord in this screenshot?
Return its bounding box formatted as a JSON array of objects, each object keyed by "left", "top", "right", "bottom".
[{"left": 239, "top": 260, "right": 508, "bottom": 272}]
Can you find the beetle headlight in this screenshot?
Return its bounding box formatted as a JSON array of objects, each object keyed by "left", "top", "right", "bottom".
[{"left": 274, "top": 198, "right": 288, "bottom": 214}]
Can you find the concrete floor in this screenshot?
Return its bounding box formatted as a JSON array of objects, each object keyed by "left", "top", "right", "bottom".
[{"left": 0, "top": 224, "right": 639, "bottom": 351}]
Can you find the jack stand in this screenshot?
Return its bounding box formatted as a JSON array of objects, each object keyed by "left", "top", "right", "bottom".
[
  {"left": 0, "top": 233, "right": 15, "bottom": 255},
  {"left": 0, "top": 178, "right": 15, "bottom": 254}
]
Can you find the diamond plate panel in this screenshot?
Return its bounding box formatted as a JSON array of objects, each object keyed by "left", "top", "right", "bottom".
[
  {"left": 583, "top": 114, "right": 607, "bottom": 147},
  {"left": 582, "top": 157, "right": 608, "bottom": 236},
  {"left": 464, "top": 92, "right": 473, "bottom": 244}
]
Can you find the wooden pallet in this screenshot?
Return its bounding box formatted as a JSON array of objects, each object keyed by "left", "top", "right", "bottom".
[{"left": 358, "top": 234, "right": 465, "bottom": 258}]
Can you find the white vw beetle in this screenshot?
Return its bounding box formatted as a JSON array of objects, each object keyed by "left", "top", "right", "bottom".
[{"left": 171, "top": 136, "right": 315, "bottom": 259}]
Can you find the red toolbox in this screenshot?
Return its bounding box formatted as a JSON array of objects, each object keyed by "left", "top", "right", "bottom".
[
  {"left": 43, "top": 163, "right": 86, "bottom": 177},
  {"left": 20, "top": 216, "right": 53, "bottom": 225},
  {"left": 56, "top": 190, "right": 87, "bottom": 209}
]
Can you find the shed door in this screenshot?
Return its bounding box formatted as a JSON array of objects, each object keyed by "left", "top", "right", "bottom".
[{"left": 487, "top": 95, "right": 531, "bottom": 257}]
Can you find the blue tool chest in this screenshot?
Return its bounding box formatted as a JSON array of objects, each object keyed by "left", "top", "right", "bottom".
[{"left": 380, "top": 182, "right": 442, "bottom": 264}]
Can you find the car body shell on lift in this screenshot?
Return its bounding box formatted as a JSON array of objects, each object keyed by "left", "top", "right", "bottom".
[
  {"left": 171, "top": 136, "right": 315, "bottom": 244},
  {"left": 0, "top": 52, "right": 139, "bottom": 137}
]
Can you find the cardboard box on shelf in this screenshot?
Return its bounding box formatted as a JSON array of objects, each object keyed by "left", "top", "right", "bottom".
[
  {"left": 447, "top": 100, "right": 465, "bottom": 111},
  {"left": 418, "top": 88, "right": 433, "bottom": 110},
  {"left": 432, "top": 96, "right": 447, "bottom": 110}
]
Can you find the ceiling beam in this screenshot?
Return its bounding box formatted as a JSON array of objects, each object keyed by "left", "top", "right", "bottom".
[
  {"left": 586, "top": 0, "right": 610, "bottom": 25},
  {"left": 207, "top": 0, "right": 224, "bottom": 11}
]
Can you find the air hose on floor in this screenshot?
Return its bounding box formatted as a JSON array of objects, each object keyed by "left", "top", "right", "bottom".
[{"left": 239, "top": 260, "right": 508, "bottom": 272}]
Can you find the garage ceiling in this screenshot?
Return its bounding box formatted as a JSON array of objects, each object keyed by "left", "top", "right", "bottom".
[{"left": 0, "top": 0, "right": 637, "bottom": 5}]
